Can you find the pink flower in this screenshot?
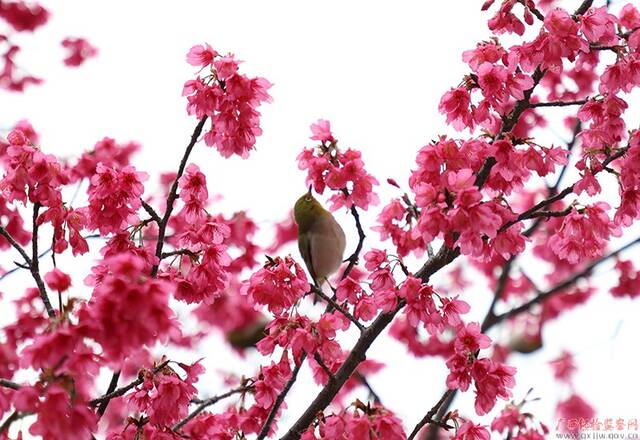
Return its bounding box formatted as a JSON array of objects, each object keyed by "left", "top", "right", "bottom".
[
  {"left": 310, "top": 119, "right": 334, "bottom": 143},
  {"left": 299, "top": 125, "right": 379, "bottom": 211},
  {"left": 128, "top": 361, "right": 202, "bottom": 427},
  {"left": 472, "top": 358, "right": 516, "bottom": 415},
  {"left": 477, "top": 62, "right": 508, "bottom": 105},
  {"left": 61, "top": 37, "right": 97, "bottom": 67},
  {"left": 247, "top": 256, "right": 309, "bottom": 315},
  {"left": 440, "top": 296, "right": 470, "bottom": 327},
  {"left": 611, "top": 259, "right": 640, "bottom": 298},
  {"left": 549, "top": 350, "right": 576, "bottom": 383},
  {"left": 178, "top": 163, "right": 209, "bottom": 223},
  {"left": 619, "top": 4, "right": 640, "bottom": 30},
  {"left": 44, "top": 268, "right": 72, "bottom": 292},
  {"left": 453, "top": 421, "right": 490, "bottom": 440},
  {"left": 26, "top": 384, "right": 98, "bottom": 440},
  {"left": 556, "top": 394, "right": 596, "bottom": 433},
  {"left": 454, "top": 322, "right": 492, "bottom": 354},
  {"left": 549, "top": 202, "right": 621, "bottom": 264},
  {"left": 439, "top": 87, "right": 474, "bottom": 130},
  {"left": 79, "top": 254, "right": 177, "bottom": 364},
  {"left": 184, "top": 44, "right": 272, "bottom": 158},
  {"left": 579, "top": 7, "right": 618, "bottom": 45},
  {"left": 86, "top": 163, "right": 148, "bottom": 235},
  {"left": 186, "top": 43, "right": 218, "bottom": 67}
]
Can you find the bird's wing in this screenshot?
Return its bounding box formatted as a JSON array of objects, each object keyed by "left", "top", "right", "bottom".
[{"left": 298, "top": 231, "right": 318, "bottom": 286}]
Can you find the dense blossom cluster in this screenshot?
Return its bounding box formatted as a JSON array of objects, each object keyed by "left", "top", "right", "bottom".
[
  {"left": 183, "top": 43, "right": 272, "bottom": 158},
  {"left": 1, "top": 2, "right": 640, "bottom": 439},
  {"left": 297, "top": 120, "right": 379, "bottom": 211}
]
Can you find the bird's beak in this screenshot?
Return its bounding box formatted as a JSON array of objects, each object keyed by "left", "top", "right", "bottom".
[{"left": 307, "top": 185, "right": 312, "bottom": 196}]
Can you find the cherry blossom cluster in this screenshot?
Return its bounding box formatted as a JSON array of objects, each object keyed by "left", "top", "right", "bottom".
[
  {"left": 446, "top": 323, "right": 516, "bottom": 415},
  {"left": 183, "top": 43, "right": 273, "bottom": 158},
  {"left": 297, "top": 120, "right": 379, "bottom": 211}
]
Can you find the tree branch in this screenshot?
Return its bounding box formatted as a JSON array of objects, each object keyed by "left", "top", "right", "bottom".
[
  {"left": 529, "top": 99, "right": 588, "bottom": 108},
  {"left": 258, "top": 358, "right": 304, "bottom": 440},
  {"left": 89, "top": 360, "right": 170, "bottom": 407},
  {"left": 311, "top": 285, "right": 364, "bottom": 331},
  {"left": 140, "top": 199, "right": 162, "bottom": 224},
  {"left": 0, "top": 379, "right": 21, "bottom": 390},
  {"left": 173, "top": 385, "right": 251, "bottom": 431},
  {"left": 30, "top": 203, "right": 55, "bottom": 318},
  {"left": 407, "top": 389, "right": 456, "bottom": 440},
  {"left": 342, "top": 203, "right": 366, "bottom": 280},
  {"left": 489, "top": 236, "right": 640, "bottom": 327},
  {"left": 150, "top": 116, "right": 208, "bottom": 277},
  {"left": 96, "top": 370, "right": 121, "bottom": 417}
]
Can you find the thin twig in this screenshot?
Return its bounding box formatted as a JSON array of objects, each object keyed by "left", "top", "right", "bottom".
[
  {"left": 0, "top": 378, "right": 21, "bottom": 390},
  {"left": 0, "top": 234, "right": 102, "bottom": 283},
  {"left": 257, "top": 358, "right": 304, "bottom": 440},
  {"left": 342, "top": 203, "right": 366, "bottom": 280},
  {"left": 313, "top": 353, "right": 336, "bottom": 384},
  {"left": 407, "top": 389, "right": 456, "bottom": 440},
  {"left": 96, "top": 370, "right": 121, "bottom": 417},
  {"left": 161, "top": 249, "right": 200, "bottom": 260},
  {"left": 355, "top": 372, "right": 381, "bottom": 405},
  {"left": 0, "top": 410, "right": 30, "bottom": 434},
  {"left": 140, "top": 199, "right": 162, "bottom": 224},
  {"left": 31, "top": 203, "right": 55, "bottom": 318},
  {"left": 529, "top": 99, "right": 588, "bottom": 108},
  {"left": 491, "top": 236, "right": 640, "bottom": 326},
  {"left": 89, "top": 361, "right": 170, "bottom": 407},
  {"left": 311, "top": 285, "right": 364, "bottom": 331},
  {"left": 173, "top": 385, "right": 251, "bottom": 431},
  {"left": 150, "top": 116, "right": 208, "bottom": 277}
]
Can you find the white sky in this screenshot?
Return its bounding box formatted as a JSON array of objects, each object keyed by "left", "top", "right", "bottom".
[{"left": 3, "top": 0, "right": 640, "bottom": 438}]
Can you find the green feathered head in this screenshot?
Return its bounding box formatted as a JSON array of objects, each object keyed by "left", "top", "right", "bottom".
[{"left": 294, "top": 187, "right": 327, "bottom": 232}]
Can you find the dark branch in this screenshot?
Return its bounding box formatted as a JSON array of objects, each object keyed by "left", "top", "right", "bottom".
[
  {"left": 89, "top": 360, "right": 170, "bottom": 407},
  {"left": 31, "top": 203, "right": 55, "bottom": 318},
  {"left": 407, "top": 389, "right": 456, "bottom": 440},
  {"left": 342, "top": 203, "right": 366, "bottom": 280},
  {"left": 173, "top": 385, "right": 251, "bottom": 431},
  {"left": 96, "top": 370, "right": 121, "bottom": 417},
  {"left": 529, "top": 99, "right": 588, "bottom": 108},
  {"left": 311, "top": 285, "right": 364, "bottom": 331},
  {"left": 0, "top": 378, "right": 21, "bottom": 390},
  {"left": 258, "top": 357, "right": 304, "bottom": 440},
  {"left": 150, "top": 116, "right": 208, "bottom": 277},
  {"left": 140, "top": 199, "right": 162, "bottom": 224},
  {"left": 489, "top": 237, "right": 640, "bottom": 326}
]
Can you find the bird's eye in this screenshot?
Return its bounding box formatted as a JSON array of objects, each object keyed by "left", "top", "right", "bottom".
[{"left": 305, "top": 196, "right": 312, "bottom": 202}]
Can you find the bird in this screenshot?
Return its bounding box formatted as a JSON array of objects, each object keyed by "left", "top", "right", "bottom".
[{"left": 293, "top": 188, "right": 346, "bottom": 287}]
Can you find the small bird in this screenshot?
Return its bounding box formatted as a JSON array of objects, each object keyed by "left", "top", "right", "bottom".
[{"left": 294, "top": 188, "right": 346, "bottom": 286}]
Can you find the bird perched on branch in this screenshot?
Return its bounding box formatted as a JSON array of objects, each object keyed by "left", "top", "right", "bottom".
[{"left": 294, "top": 188, "right": 346, "bottom": 287}]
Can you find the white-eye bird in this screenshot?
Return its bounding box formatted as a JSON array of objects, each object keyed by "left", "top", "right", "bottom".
[{"left": 294, "top": 188, "right": 346, "bottom": 286}]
